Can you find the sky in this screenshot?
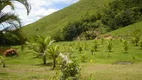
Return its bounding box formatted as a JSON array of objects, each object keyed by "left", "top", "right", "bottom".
[{"left": 2, "top": 0, "right": 79, "bottom": 27}]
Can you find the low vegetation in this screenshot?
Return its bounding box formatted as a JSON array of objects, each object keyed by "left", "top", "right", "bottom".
[
  {"left": 0, "top": 56, "right": 5, "bottom": 68},
  {"left": 1, "top": 34, "right": 142, "bottom": 79}
]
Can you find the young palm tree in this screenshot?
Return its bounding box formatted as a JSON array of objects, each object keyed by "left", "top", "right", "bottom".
[
  {"left": 107, "top": 40, "right": 113, "bottom": 52},
  {"left": 123, "top": 40, "right": 128, "bottom": 53},
  {"left": 0, "top": 56, "right": 5, "bottom": 68},
  {"left": 26, "top": 36, "right": 55, "bottom": 65},
  {"left": 47, "top": 45, "right": 60, "bottom": 69}
]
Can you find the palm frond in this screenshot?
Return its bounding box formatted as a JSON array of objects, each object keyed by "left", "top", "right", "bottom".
[
  {"left": 14, "top": 0, "right": 31, "bottom": 15},
  {"left": 48, "top": 40, "right": 55, "bottom": 47},
  {"left": 0, "top": 0, "right": 15, "bottom": 12},
  {"left": 47, "top": 45, "right": 59, "bottom": 59},
  {"left": 0, "top": 0, "right": 31, "bottom": 15},
  {"left": 0, "top": 13, "right": 21, "bottom": 27}
]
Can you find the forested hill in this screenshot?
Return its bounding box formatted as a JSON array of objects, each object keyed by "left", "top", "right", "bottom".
[
  {"left": 23, "top": 0, "right": 142, "bottom": 41},
  {"left": 22, "top": 0, "right": 111, "bottom": 38}
]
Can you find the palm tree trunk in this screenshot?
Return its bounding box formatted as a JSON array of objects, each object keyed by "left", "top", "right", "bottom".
[
  {"left": 1, "top": 61, "right": 6, "bottom": 68},
  {"left": 43, "top": 55, "right": 46, "bottom": 65},
  {"left": 53, "top": 58, "right": 56, "bottom": 69}
]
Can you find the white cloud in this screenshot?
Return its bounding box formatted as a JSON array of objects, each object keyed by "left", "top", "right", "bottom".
[
  {"left": 52, "top": 0, "right": 79, "bottom": 4},
  {"left": 2, "top": 0, "right": 79, "bottom": 26}
]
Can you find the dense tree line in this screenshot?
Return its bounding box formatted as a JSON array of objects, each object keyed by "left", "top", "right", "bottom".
[
  {"left": 0, "top": 32, "right": 21, "bottom": 45},
  {"left": 101, "top": 0, "right": 142, "bottom": 30},
  {"left": 54, "top": 0, "right": 142, "bottom": 41}
]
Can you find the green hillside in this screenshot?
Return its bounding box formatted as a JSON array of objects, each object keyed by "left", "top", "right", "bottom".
[
  {"left": 102, "top": 21, "right": 142, "bottom": 38},
  {"left": 22, "top": 0, "right": 111, "bottom": 38}
]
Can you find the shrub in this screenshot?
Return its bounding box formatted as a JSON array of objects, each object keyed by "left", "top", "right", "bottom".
[
  {"left": 131, "top": 30, "right": 141, "bottom": 46},
  {"left": 101, "top": 38, "right": 104, "bottom": 44},
  {"left": 123, "top": 40, "right": 128, "bottom": 53},
  {"left": 78, "top": 45, "right": 83, "bottom": 53},
  {"left": 107, "top": 40, "right": 113, "bottom": 52},
  {"left": 91, "top": 48, "right": 94, "bottom": 55},
  {"left": 93, "top": 39, "right": 99, "bottom": 52},
  {"left": 0, "top": 56, "right": 6, "bottom": 68},
  {"left": 80, "top": 30, "right": 97, "bottom": 40},
  {"left": 84, "top": 42, "right": 87, "bottom": 50},
  {"left": 132, "top": 37, "right": 140, "bottom": 46},
  {"left": 80, "top": 53, "right": 87, "bottom": 62},
  {"left": 60, "top": 60, "right": 80, "bottom": 80}
]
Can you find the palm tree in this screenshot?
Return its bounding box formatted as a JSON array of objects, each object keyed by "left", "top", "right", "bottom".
[
  {"left": 0, "top": 0, "right": 31, "bottom": 47},
  {"left": 26, "top": 36, "right": 55, "bottom": 65},
  {"left": 37, "top": 36, "right": 55, "bottom": 65},
  {"left": 0, "top": 56, "right": 5, "bottom": 68},
  {"left": 47, "top": 45, "right": 60, "bottom": 69},
  {"left": 0, "top": 0, "right": 31, "bottom": 28}
]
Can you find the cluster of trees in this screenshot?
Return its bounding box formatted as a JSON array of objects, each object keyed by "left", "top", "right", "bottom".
[
  {"left": 54, "top": 0, "right": 142, "bottom": 41},
  {"left": 54, "top": 13, "right": 103, "bottom": 41},
  {"left": 0, "top": 32, "right": 21, "bottom": 45},
  {"left": 101, "top": 0, "right": 142, "bottom": 30}
]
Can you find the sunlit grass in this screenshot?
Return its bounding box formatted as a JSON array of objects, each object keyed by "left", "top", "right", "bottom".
[{"left": 0, "top": 38, "right": 142, "bottom": 79}]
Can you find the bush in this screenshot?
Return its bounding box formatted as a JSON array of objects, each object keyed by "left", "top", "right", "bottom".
[
  {"left": 60, "top": 60, "right": 80, "bottom": 80},
  {"left": 78, "top": 45, "right": 83, "bottom": 54},
  {"left": 93, "top": 39, "right": 99, "bottom": 52},
  {"left": 80, "top": 53, "right": 87, "bottom": 62},
  {"left": 107, "top": 40, "right": 113, "bottom": 52},
  {"left": 90, "top": 48, "right": 94, "bottom": 55},
  {"left": 0, "top": 56, "right": 6, "bottom": 68},
  {"left": 0, "top": 32, "right": 21, "bottom": 45},
  {"left": 123, "top": 40, "right": 128, "bottom": 53},
  {"left": 131, "top": 30, "right": 141, "bottom": 46}
]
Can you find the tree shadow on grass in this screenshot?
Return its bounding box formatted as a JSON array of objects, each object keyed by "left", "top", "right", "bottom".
[
  {"left": 35, "top": 62, "right": 52, "bottom": 67},
  {"left": 0, "top": 73, "right": 8, "bottom": 76},
  {"left": 113, "top": 61, "right": 133, "bottom": 65},
  {"left": 34, "top": 62, "right": 60, "bottom": 70}
]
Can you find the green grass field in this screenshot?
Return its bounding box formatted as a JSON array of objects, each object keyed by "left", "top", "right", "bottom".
[{"left": 1, "top": 37, "right": 142, "bottom": 79}]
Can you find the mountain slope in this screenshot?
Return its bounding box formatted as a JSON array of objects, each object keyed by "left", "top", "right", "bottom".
[
  {"left": 22, "top": 0, "right": 111, "bottom": 38},
  {"left": 102, "top": 21, "right": 142, "bottom": 38}
]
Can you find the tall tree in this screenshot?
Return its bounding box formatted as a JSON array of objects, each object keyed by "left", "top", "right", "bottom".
[
  {"left": 0, "top": 0, "right": 31, "bottom": 28},
  {"left": 0, "top": 0, "right": 31, "bottom": 46}
]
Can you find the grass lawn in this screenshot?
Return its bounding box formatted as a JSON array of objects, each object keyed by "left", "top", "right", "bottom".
[{"left": 0, "top": 38, "right": 142, "bottom": 80}]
